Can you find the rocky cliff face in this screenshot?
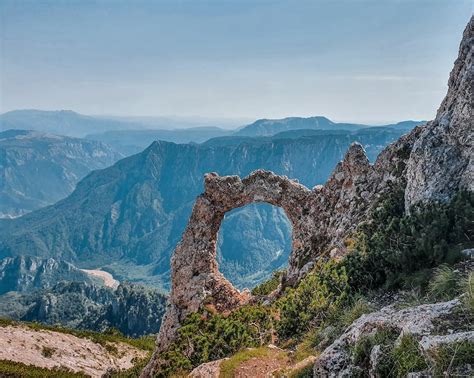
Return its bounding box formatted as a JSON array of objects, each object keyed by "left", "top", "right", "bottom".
[
  {"left": 146, "top": 139, "right": 418, "bottom": 370},
  {"left": 405, "top": 18, "right": 473, "bottom": 208},
  {"left": 0, "top": 256, "right": 92, "bottom": 295},
  {"left": 0, "top": 281, "right": 167, "bottom": 337}
]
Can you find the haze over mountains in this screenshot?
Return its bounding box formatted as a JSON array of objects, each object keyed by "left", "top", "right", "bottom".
[
  {"left": 0, "top": 130, "right": 123, "bottom": 218},
  {"left": 0, "top": 110, "right": 424, "bottom": 290}
]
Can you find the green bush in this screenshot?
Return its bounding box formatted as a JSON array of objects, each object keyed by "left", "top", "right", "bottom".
[
  {"left": 251, "top": 270, "right": 285, "bottom": 296},
  {"left": 338, "top": 296, "right": 373, "bottom": 328},
  {"left": 41, "top": 346, "right": 55, "bottom": 358},
  {"left": 155, "top": 305, "right": 274, "bottom": 375},
  {"left": 343, "top": 189, "right": 473, "bottom": 292},
  {"left": 277, "top": 260, "right": 349, "bottom": 340}
]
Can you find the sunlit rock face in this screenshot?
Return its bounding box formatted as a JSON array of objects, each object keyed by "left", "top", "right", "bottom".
[{"left": 405, "top": 17, "right": 473, "bottom": 209}]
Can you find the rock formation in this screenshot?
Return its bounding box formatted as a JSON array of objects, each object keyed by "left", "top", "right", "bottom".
[
  {"left": 313, "top": 298, "right": 469, "bottom": 376},
  {"left": 143, "top": 16, "right": 473, "bottom": 376},
  {"left": 143, "top": 139, "right": 418, "bottom": 374},
  {"left": 405, "top": 17, "right": 473, "bottom": 208}
]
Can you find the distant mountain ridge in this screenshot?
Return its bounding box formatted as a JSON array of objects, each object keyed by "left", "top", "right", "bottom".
[
  {"left": 235, "top": 116, "right": 424, "bottom": 137},
  {"left": 0, "top": 129, "right": 123, "bottom": 218},
  {"left": 0, "top": 110, "right": 146, "bottom": 138},
  {"left": 85, "top": 127, "right": 232, "bottom": 155},
  {"left": 1, "top": 109, "right": 425, "bottom": 156}
]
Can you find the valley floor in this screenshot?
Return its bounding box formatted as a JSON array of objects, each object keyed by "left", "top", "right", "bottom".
[{"left": 81, "top": 268, "right": 120, "bottom": 289}]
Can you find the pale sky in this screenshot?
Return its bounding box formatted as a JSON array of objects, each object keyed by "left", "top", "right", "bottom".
[{"left": 0, "top": 0, "right": 472, "bottom": 124}]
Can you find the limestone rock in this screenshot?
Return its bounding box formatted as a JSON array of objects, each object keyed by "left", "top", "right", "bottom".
[
  {"left": 405, "top": 17, "right": 474, "bottom": 209},
  {"left": 420, "top": 331, "right": 474, "bottom": 361},
  {"left": 313, "top": 299, "right": 461, "bottom": 376},
  {"left": 189, "top": 358, "right": 227, "bottom": 378}
]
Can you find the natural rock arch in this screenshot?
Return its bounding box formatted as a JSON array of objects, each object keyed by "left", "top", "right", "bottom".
[{"left": 156, "top": 170, "right": 315, "bottom": 352}]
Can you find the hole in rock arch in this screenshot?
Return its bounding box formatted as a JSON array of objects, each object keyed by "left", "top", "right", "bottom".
[{"left": 216, "top": 203, "right": 293, "bottom": 290}]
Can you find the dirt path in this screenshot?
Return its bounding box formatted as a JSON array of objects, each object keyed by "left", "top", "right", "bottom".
[
  {"left": 0, "top": 325, "right": 146, "bottom": 377},
  {"left": 232, "top": 351, "right": 289, "bottom": 377},
  {"left": 81, "top": 269, "right": 120, "bottom": 289},
  {"left": 190, "top": 346, "right": 316, "bottom": 378}
]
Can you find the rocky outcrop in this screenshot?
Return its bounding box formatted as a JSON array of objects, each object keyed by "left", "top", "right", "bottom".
[
  {"left": 0, "top": 256, "right": 93, "bottom": 295},
  {"left": 0, "top": 323, "right": 147, "bottom": 377},
  {"left": 313, "top": 299, "right": 461, "bottom": 375},
  {"left": 189, "top": 358, "right": 227, "bottom": 378},
  {"left": 405, "top": 17, "right": 473, "bottom": 209}
]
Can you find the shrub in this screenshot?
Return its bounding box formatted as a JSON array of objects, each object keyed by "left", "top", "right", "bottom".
[
  {"left": 155, "top": 305, "right": 274, "bottom": 375},
  {"left": 277, "top": 260, "right": 349, "bottom": 340},
  {"left": 343, "top": 189, "right": 473, "bottom": 292},
  {"left": 338, "top": 296, "right": 373, "bottom": 327},
  {"left": 300, "top": 296, "right": 373, "bottom": 353},
  {"left": 41, "top": 346, "right": 56, "bottom": 358},
  {"left": 251, "top": 270, "right": 285, "bottom": 296}
]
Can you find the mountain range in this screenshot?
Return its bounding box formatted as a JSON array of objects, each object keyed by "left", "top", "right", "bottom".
[
  {"left": 233, "top": 116, "right": 423, "bottom": 136},
  {"left": 0, "top": 124, "right": 421, "bottom": 290},
  {"left": 86, "top": 116, "right": 423, "bottom": 154},
  {"left": 0, "top": 129, "right": 123, "bottom": 218}
]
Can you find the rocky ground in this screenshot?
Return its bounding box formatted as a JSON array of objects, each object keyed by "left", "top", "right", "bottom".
[
  {"left": 189, "top": 346, "right": 316, "bottom": 378},
  {"left": 187, "top": 294, "right": 472, "bottom": 377},
  {"left": 314, "top": 297, "right": 473, "bottom": 376},
  {"left": 0, "top": 322, "right": 147, "bottom": 377}
]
